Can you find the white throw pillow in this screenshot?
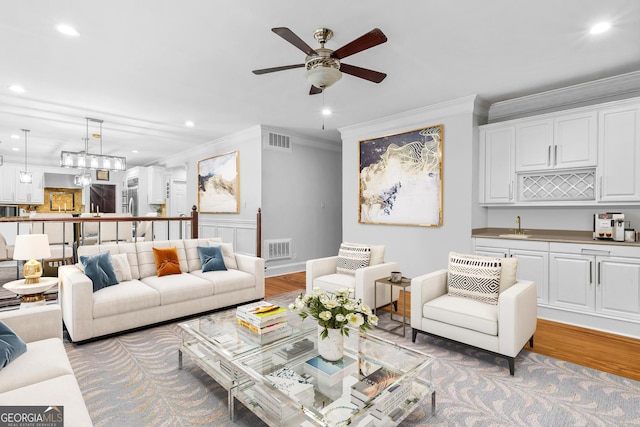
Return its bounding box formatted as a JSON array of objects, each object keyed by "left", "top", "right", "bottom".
[{"left": 111, "top": 253, "right": 133, "bottom": 282}]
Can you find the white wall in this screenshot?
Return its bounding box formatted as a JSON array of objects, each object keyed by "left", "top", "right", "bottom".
[
  {"left": 261, "top": 126, "right": 342, "bottom": 276},
  {"left": 340, "top": 96, "right": 480, "bottom": 278}
]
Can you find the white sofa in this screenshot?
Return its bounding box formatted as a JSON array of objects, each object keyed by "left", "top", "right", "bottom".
[
  {"left": 58, "top": 238, "right": 265, "bottom": 342},
  {"left": 0, "top": 305, "right": 93, "bottom": 426},
  {"left": 410, "top": 265, "right": 537, "bottom": 375}
]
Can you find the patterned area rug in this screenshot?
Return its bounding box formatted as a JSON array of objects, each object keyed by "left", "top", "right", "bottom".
[{"left": 64, "top": 291, "right": 640, "bottom": 426}]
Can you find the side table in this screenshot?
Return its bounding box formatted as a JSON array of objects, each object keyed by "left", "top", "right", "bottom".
[
  {"left": 2, "top": 277, "right": 59, "bottom": 309},
  {"left": 374, "top": 276, "right": 411, "bottom": 337}
]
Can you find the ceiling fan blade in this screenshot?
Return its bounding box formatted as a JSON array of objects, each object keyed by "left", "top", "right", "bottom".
[
  {"left": 340, "top": 63, "right": 387, "bottom": 83},
  {"left": 252, "top": 64, "right": 304, "bottom": 75},
  {"left": 272, "top": 27, "right": 318, "bottom": 56},
  {"left": 309, "top": 85, "right": 323, "bottom": 95},
  {"left": 332, "top": 28, "right": 387, "bottom": 60}
]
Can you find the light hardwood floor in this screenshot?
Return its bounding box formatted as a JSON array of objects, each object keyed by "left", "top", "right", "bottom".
[{"left": 266, "top": 272, "right": 640, "bottom": 382}]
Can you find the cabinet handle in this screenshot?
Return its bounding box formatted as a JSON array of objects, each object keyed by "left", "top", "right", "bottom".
[
  {"left": 547, "top": 146, "right": 551, "bottom": 166},
  {"left": 509, "top": 181, "right": 513, "bottom": 200},
  {"left": 554, "top": 145, "right": 558, "bottom": 166},
  {"left": 597, "top": 262, "right": 601, "bottom": 285},
  {"left": 599, "top": 176, "right": 603, "bottom": 199},
  {"left": 589, "top": 261, "right": 592, "bottom": 285}
]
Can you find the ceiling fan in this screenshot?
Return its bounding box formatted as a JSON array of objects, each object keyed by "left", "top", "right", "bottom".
[{"left": 252, "top": 27, "right": 388, "bottom": 95}]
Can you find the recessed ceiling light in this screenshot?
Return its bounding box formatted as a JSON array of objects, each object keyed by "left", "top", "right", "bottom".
[
  {"left": 12, "top": 147, "right": 19, "bottom": 152},
  {"left": 8, "top": 85, "right": 25, "bottom": 93},
  {"left": 56, "top": 24, "right": 80, "bottom": 37},
  {"left": 10, "top": 134, "right": 20, "bottom": 139},
  {"left": 322, "top": 108, "right": 332, "bottom": 116},
  {"left": 132, "top": 150, "right": 138, "bottom": 153},
  {"left": 185, "top": 121, "right": 195, "bottom": 127},
  {"left": 590, "top": 22, "right": 611, "bottom": 35}
]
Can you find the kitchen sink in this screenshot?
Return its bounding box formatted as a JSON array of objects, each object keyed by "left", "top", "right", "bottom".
[{"left": 498, "top": 234, "right": 531, "bottom": 239}]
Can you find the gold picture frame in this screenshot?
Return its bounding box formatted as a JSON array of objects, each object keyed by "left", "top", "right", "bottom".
[
  {"left": 358, "top": 124, "right": 443, "bottom": 226},
  {"left": 96, "top": 170, "right": 110, "bottom": 181},
  {"left": 197, "top": 150, "right": 240, "bottom": 213}
]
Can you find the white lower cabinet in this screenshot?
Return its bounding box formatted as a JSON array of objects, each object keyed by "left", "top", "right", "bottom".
[
  {"left": 473, "top": 238, "right": 549, "bottom": 305},
  {"left": 474, "top": 238, "right": 640, "bottom": 338},
  {"left": 548, "top": 243, "right": 640, "bottom": 336}
]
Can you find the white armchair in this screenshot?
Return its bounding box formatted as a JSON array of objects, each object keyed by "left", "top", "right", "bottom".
[
  {"left": 306, "top": 243, "right": 400, "bottom": 310},
  {"left": 410, "top": 254, "right": 537, "bottom": 375},
  {"left": 0, "top": 233, "right": 14, "bottom": 261}
]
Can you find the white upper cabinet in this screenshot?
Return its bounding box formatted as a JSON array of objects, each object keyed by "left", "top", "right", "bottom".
[
  {"left": 597, "top": 104, "right": 640, "bottom": 202},
  {"left": 515, "top": 118, "right": 553, "bottom": 171},
  {"left": 515, "top": 111, "right": 597, "bottom": 172},
  {"left": 554, "top": 111, "right": 597, "bottom": 169},
  {"left": 479, "top": 126, "right": 515, "bottom": 204}
]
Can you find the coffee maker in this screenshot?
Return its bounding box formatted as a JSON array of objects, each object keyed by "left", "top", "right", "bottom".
[{"left": 594, "top": 213, "right": 625, "bottom": 241}]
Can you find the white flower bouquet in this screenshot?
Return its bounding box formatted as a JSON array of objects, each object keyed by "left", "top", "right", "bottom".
[{"left": 289, "top": 287, "right": 378, "bottom": 339}]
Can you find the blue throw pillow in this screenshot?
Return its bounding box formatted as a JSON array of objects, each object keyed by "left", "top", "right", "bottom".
[
  {"left": 197, "top": 246, "right": 227, "bottom": 272},
  {"left": 80, "top": 251, "right": 119, "bottom": 292},
  {"left": 1, "top": 321, "right": 27, "bottom": 369}
]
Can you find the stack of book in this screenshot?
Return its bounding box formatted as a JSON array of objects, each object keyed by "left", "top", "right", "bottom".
[
  {"left": 350, "top": 366, "right": 407, "bottom": 412},
  {"left": 252, "top": 366, "right": 314, "bottom": 422},
  {"left": 304, "top": 354, "right": 357, "bottom": 387},
  {"left": 236, "top": 301, "right": 288, "bottom": 336},
  {"left": 274, "top": 338, "right": 314, "bottom": 361}
]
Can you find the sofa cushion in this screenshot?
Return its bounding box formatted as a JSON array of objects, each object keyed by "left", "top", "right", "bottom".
[
  {"left": 141, "top": 273, "right": 214, "bottom": 305},
  {"left": 112, "top": 253, "right": 133, "bottom": 282},
  {"left": 153, "top": 247, "right": 182, "bottom": 277},
  {"left": 448, "top": 252, "right": 502, "bottom": 304},
  {"left": 0, "top": 338, "right": 74, "bottom": 393},
  {"left": 92, "top": 280, "right": 161, "bottom": 318},
  {"left": 0, "top": 321, "right": 27, "bottom": 369},
  {"left": 423, "top": 294, "right": 498, "bottom": 336},
  {"left": 78, "top": 243, "right": 140, "bottom": 280},
  {"left": 190, "top": 269, "right": 256, "bottom": 294},
  {"left": 336, "top": 243, "right": 371, "bottom": 275},
  {"left": 80, "top": 251, "right": 119, "bottom": 292},
  {"left": 197, "top": 246, "right": 227, "bottom": 272},
  {"left": 0, "top": 374, "right": 94, "bottom": 426}
]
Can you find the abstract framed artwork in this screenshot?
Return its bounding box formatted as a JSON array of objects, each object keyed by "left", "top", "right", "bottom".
[
  {"left": 359, "top": 124, "right": 443, "bottom": 226},
  {"left": 198, "top": 150, "right": 240, "bottom": 213}
]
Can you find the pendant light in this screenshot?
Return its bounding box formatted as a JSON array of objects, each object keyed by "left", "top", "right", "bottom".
[
  {"left": 18, "top": 129, "right": 32, "bottom": 184},
  {"left": 60, "top": 117, "right": 126, "bottom": 172}
]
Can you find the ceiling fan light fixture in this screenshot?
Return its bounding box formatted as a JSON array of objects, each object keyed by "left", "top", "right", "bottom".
[{"left": 306, "top": 56, "right": 342, "bottom": 89}]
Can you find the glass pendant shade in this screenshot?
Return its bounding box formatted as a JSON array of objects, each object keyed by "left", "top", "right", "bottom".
[{"left": 59, "top": 118, "right": 126, "bottom": 172}]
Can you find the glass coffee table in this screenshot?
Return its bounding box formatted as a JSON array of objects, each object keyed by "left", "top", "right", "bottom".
[
  {"left": 180, "top": 309, "right": 435, "bottom": 426},
  {"left": 178, "top": 308, "right": 316, "bottom": 418},
  {"left": 233, "top": 328, "right": 435, "bottom": 426}
]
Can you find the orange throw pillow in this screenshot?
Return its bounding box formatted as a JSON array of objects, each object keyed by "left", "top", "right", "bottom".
[{"left": 153, "top": 247, "right": 182, "bottom": 277}]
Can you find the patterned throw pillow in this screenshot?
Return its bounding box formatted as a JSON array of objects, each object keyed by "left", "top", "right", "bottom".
[
  {"left": 336, "top": 243, "right": 371, "bottom": 275},
  {"left": 447, "top": 252, "right": 502, "bottom": 304},
  {"left": 197, "top": 246, "right": 227, "bottom": 272}
]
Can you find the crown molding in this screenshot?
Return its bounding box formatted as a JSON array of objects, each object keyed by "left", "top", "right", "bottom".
[{"left": 488, "top": 70, "right": 640, "bottom": 122}]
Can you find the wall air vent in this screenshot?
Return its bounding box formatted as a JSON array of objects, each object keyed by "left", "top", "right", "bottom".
[
  {"left": 265, "top": 238, "right": 292, "bottom": 260},
  {"left": 267, "top": 132, "right": 291, "bottom": 151}
]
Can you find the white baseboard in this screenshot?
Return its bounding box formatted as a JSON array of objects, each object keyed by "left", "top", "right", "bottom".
[{"left": 265, "top": 261, "right": 305, "bottom": 278}]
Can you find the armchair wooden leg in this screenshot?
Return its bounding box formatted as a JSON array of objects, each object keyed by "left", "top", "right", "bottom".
[
  {"left": 508, "top": 357, "right": 515, "bottom": 376},
  {"left": 411, "top": 328, "right": 418, "bottom": 343},
  {"left": 529, "top": 335, "right": 534, "bottom": 348},
  {"left": 392, "top": 300, "right": 398, "bottom": 311}
]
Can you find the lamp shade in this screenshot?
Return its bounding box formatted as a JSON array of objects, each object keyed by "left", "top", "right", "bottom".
[{"left": 13, "top": 234, "right": 52, "bottom": 260}]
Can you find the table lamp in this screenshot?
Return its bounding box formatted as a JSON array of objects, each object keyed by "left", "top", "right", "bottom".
[{"left": 13, "top": 234, "right": 52, "bottom": 284}]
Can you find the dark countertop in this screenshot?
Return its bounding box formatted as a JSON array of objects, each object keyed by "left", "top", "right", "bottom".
[{"left": 472, "top": 228, "right": 640, "bottom": 247}]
